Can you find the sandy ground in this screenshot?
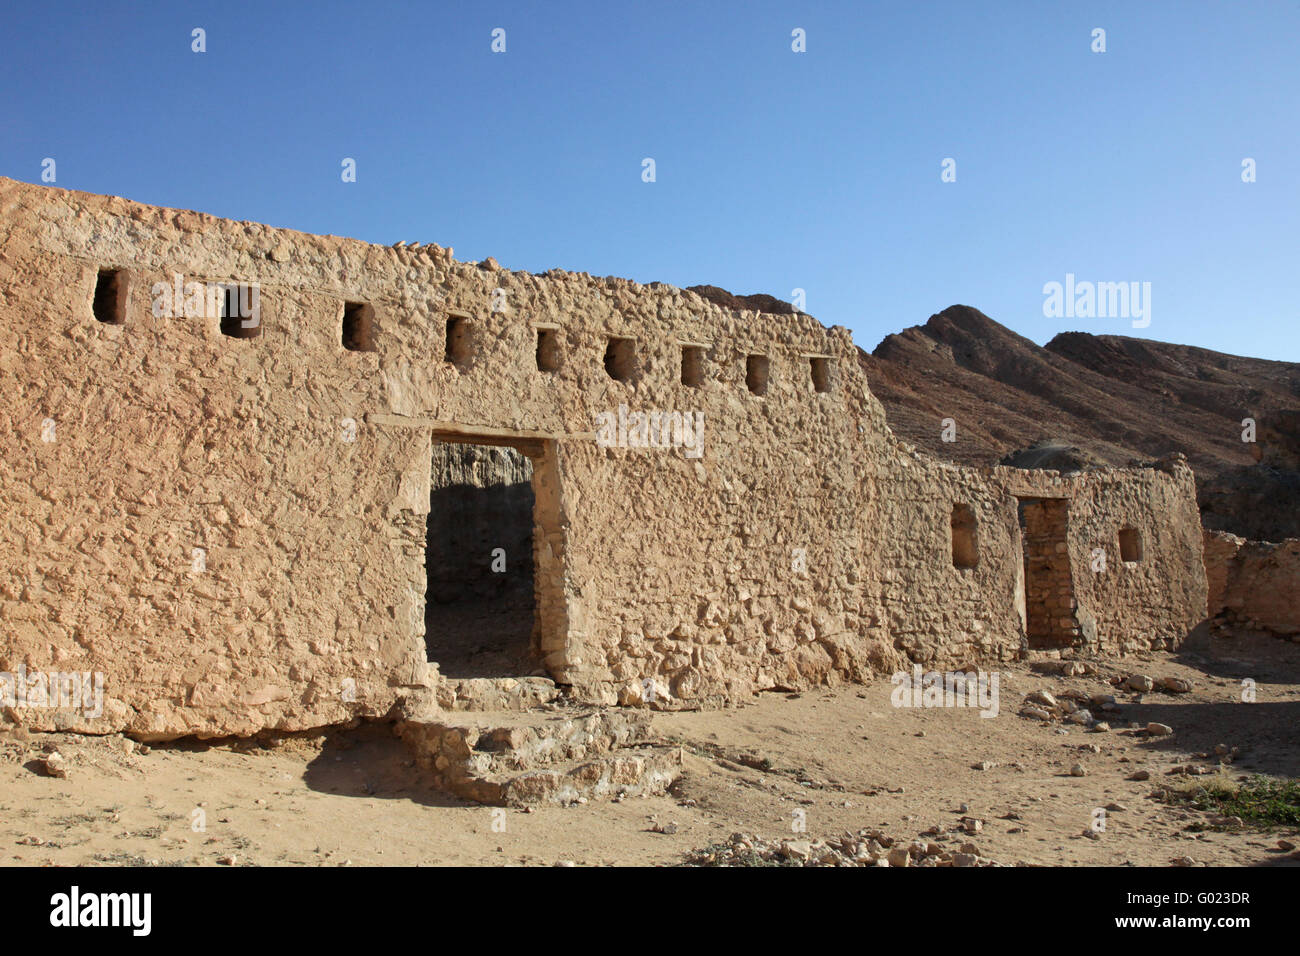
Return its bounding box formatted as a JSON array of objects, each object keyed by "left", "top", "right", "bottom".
[{"left": 3, "top": 627, "right": 1299, "bottom": 867}]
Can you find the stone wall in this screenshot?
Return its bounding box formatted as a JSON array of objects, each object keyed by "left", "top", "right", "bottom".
[
  {"left": 1204, "top": 530, "right": 1300, "bottom": 635},
  {"left": 0, "top": 177, "right": 1210, "bottom": 738}
]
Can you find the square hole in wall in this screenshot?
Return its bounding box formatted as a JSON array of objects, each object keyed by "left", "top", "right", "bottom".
[
  {"left": 220, "top": 283, "right": 261, "bottom": 339},
  {"left": 1119, "top": 527, "right": 1142, "bottom": 562},
  {"left": 952, "top": 503, "right": 978, "bottom": 569},
  {"left": 746, "top": 354, "right": 770, "bottom": 396},
  {"left": 342, "top": 301, "right": 375, "bottom": 351},
  {"left": 92, "top": 268, "right": 128, "bottom": 325},
  {"left": 446, "top": 315, "right": 472, "bottom": 366},
  {"left": 681, "top": 346, "right": 706, "bottom": 387},
  {"left": 536, "top": 328, "right": 561, "bottom": 372},
  {"left": 810, "top": 356, "right": 834, "bottom": 393},
  {"left": 604, "top": 336, "right": 637, "bottom": 382}
]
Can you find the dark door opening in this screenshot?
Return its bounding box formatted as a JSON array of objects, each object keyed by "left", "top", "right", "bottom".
[
  {"left": 425, "top": 440, "right": 539, "bottom": 678},
  {"left": 1016, "top": 497, "right": 1080, "bottom": 649}
]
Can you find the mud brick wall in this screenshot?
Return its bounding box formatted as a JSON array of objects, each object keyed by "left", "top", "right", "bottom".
[
  {"left": 1204, "top": 530, "right": 1300, "bottom": 635},
  {"left": 0, "top": 177, "right": 1209, "bottom": 738}
]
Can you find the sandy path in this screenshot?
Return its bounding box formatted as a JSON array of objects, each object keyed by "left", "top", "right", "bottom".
[{"left": 3, "top": 630, "right": 1298, "bottom": 867}]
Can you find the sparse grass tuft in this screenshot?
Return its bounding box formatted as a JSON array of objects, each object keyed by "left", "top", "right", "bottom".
[
  {"left": 1169, "top": 774, "right": 1300, "bottom": 828},
  {"left": 681, "top": 842, "right": 795, "bottom": 867}
]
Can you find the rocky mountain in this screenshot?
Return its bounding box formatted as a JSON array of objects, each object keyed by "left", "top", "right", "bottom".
[{"left": 856, "top": 305, "right": 1300, "bottom": 542}]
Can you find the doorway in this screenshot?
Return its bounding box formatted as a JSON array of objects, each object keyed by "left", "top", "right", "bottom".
[
  {"left": 1015, "top": 497, "right": 1080, "bottom": 649},
  {"left": 423, "top": 434, "right": 566, "bottom": 679}
]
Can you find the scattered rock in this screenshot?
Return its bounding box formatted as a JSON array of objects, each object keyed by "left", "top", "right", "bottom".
[
  {"left": 40, "top": 752, "right": 68, "bottom": 779},
  {"left": 781, "top": 840, "right": 813, "bottom": 861},
  {"left": 1146, "top": 722, "right": 1174, "bottom": 736},
  {"left": 1126, "top": 675, "right": 1155, "bottom": 692},
  {"left": 1070, "top": 763, "right": 1087, "bottom": 777},
  {"left": 684, "top": 828, "right": 1006, "bottom": 868}
]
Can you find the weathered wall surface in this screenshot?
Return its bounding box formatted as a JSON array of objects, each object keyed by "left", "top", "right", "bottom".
[
  {"left": 1204, "top": 530, "right": 1300, "bottom": 635},
  {"left": 0, "top": 177, "right": 1210, "bottom": 738}
]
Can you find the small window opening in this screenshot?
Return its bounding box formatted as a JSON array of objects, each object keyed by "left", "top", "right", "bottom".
[
  {"left": 1118, "top": 527, "right": 1142, "bottom": 563},
  {"left": 811, "top": 357, "right": 833, "bottom": 393},
  {"left": 952, "top": 503, "right": 978, "bottom": 569},
  {"left": 342, "top": 301, "right": 375, "bottom": 352},
  {"left": 746, "top": 355, "right": 770, "bottom": 396},
  {"left": 220, "top": 283, "right": 261, "bottom": 339},
  {"left": 604, "top": 337, "right": 637, "bottom": 382},
  {"left": 681, "top": 346, "right": 705, "bottom": 387},
  {"left": 445, "top": 316, "right": 471, "bottom": 366},
  {"left": 93, "top": 268, "right": 128, "bottom": 325},
  {"left": 536, "top": 328, "right": 561, "bottom": 372}
]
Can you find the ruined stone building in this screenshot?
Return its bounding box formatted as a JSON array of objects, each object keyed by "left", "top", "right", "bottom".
[{"left": 0, "top": 177, "right": 1209, "bottom": 743}]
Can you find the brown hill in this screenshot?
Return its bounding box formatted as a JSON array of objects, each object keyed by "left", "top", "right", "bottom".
[{"left": 858, "top": 305, "right": 1300, "bottom": 541}]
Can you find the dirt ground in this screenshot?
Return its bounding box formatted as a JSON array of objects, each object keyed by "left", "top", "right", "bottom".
[{"left": 3, "top": 627, "right": 1299, "bottom": 867}]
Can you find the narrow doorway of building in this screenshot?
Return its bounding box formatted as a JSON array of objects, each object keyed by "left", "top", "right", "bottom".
[
  {"left": 1015, "top": 497, "right": 1080, "bottom": 649},
  {"left": 424, "top": 438, "right": 541, "bottom": 678}
]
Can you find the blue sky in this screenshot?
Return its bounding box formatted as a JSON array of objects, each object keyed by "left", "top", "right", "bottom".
[{"left": 2, "top": 1, "right": 1296, "bottom": 358}]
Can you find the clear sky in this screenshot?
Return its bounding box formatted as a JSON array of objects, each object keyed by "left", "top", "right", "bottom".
[{"left": 2, "top": 1, "right": 1296, "bottom": 359}]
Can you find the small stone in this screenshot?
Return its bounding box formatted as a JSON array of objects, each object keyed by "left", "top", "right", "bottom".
[
  {"left": 1070, "top": 764, "right": 1087, "bottom": 777},
  {"left": 1277, "top": 839, "right": 1296, "bottom": 851},
  {"left": 886, "top": 847, "right": 910, "bottom": 867},
  {"left": 41, "top": 752, "right": 68, "bottom": 779},
  {"left": 1146, "top": 722, "right": 1174, "bottom": 736},
  {"left": 781, "top": 840, "right": 813, "bottom": 861},
  {"left": 1129, "top": 770, "right": 1151, "bottom": 781},
  {"left": 1126, "top": 675, "right": 1155, "bottom": 692},
  {"left": 973, "top": 760, "right": 996, "bottom": 771},
  {"left": 1157, "top": 677, "right": 1193, "bottom": 694},
  {"left": 217, "top": 855, "right": 237, "bottom": 866}
]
